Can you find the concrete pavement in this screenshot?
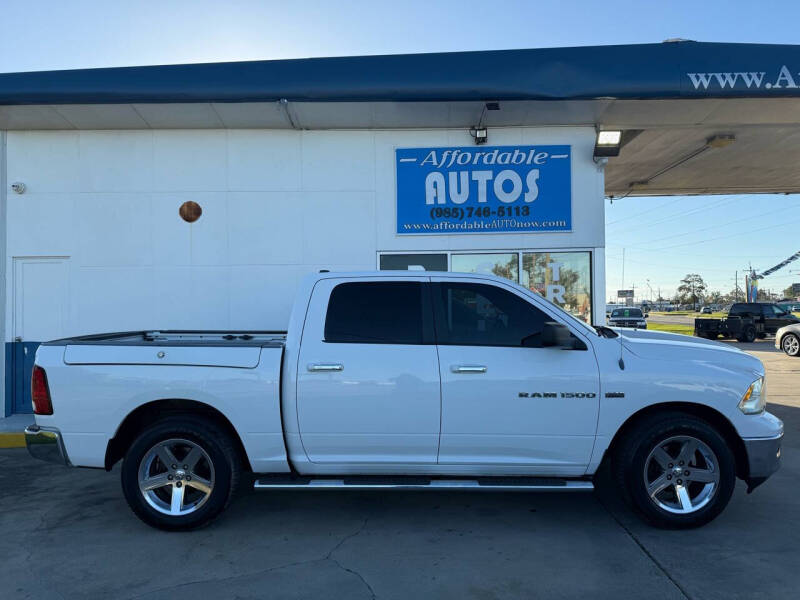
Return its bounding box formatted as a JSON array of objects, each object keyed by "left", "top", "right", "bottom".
[{"left": 0, "top": 340, "right": 797, "bottom": 599}]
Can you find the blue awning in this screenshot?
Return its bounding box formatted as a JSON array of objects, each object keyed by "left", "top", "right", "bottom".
[{"left": 3, "top": 41, "right": 800, "bottom": 105}]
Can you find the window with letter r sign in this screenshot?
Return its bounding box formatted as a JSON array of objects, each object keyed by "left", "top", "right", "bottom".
[{"left": 396, "top": 145, "right": 571, "bottom": 235}]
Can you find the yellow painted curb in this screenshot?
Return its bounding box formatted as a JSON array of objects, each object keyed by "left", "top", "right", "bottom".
[{"left": 0, "top": 433, "right": 26, "bottom": 448}]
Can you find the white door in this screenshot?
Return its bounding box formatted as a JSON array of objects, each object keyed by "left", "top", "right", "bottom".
[
  {"left": 296, "top": 276, "right": 441, "bottom": 465},
  {"left": 13, "top": 257, "right": 70, "bottom": 342},
  {"left": 432, "top": 278, "right": 600, "bottom": 474}
]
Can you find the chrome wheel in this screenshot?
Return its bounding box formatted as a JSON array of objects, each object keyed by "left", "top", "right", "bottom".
[
  {"left": 643, "top": 435, "right": 720, "bottom": 514},
  {"left": 138, "top": 438, "right": 215, "bottom": 516},
  {"left": 782, "top": 334, "right": 800, "bottom": 356}
]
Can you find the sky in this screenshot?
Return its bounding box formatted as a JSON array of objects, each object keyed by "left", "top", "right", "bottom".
[{"left": 3, "top": 0, "right": 800, "bottom": 301}]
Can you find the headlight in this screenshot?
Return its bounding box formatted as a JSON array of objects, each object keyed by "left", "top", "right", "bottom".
[{"left": 739, "top": 377, "right": 766, "bottom": 414}]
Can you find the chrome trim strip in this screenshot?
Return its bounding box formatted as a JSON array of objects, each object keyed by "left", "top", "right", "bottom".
[{"left": 742, "top": 432, "right": 784, "bottom": 441}]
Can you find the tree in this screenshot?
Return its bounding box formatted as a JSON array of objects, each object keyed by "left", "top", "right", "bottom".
[{"left": 676, "top": 274, "right": 707, "bottom": 310}]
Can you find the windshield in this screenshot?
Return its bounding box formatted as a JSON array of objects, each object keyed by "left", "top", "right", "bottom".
[{"left": 611, "top": 308, "right": 643, "bottom": 318}]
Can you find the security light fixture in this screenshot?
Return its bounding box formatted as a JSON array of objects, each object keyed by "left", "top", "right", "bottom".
[
  {"left": 597, "top": 131, "right": 622, "bottom": 145},
  {"left": 470, "top": 127, "right": 488, "bottom": 145},
  {"left": 593, "top": 130, "right": 622, "bottom": 158}
]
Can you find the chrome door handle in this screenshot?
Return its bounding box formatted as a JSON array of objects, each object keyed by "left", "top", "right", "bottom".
[
  {"left": 451, "top": 365, "right": 487, "bottom": 374},
  {"left": 307, "top": 363, "right": 344, "bottom": 372}
]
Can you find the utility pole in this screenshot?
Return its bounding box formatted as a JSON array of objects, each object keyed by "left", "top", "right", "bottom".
[{"left": 621, "top": 247, "right": 625, "bottom": 291}]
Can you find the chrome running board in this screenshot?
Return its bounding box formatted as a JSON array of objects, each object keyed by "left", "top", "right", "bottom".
[{"left": 254, "top": 475, "right": 594, "bottom": 492}]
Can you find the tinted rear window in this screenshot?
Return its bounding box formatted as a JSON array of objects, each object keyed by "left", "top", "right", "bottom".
[{"left": 324, "top": 282, "right": 425, "bottom": 344}]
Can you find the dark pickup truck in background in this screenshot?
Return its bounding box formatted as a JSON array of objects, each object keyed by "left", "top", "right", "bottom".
[{"left": 695, "top": 302, "right": 800, "bottom": 342}]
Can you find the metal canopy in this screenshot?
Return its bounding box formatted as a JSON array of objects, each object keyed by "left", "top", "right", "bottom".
[{"left": 3, "top": 41, "right": 800, "bottom": 196}]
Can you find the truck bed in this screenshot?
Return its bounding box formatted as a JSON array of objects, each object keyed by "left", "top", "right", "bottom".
[
  {"left": 34, "top": 330, "right": 289, "bottom": 472},
  {"left": 41, "top": 330, "right": 287, "bottom": 347}
]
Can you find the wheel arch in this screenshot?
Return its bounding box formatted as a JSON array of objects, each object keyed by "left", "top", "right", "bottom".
[
  {"left": 105, "top": 398, "right": 251, "bottom": 472},
  {"left": 605, "top": 402, "right": 749, "bottom": 480}
]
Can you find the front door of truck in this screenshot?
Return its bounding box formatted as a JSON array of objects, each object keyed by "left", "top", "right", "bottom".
[
  {"left": 432, "top": 278, "right": 600, "bottom": 473},
  {"left": 296, "top": 276, "right": 441, "bottom": 465}
]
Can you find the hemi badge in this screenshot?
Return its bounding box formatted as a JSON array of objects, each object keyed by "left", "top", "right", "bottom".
[{"left": 605, "top": 392, "right": 625, "bottom": 398}]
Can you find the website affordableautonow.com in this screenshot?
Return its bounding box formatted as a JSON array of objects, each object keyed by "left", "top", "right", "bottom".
[
  {"left": 402, "top": 219, "right": 569, "bottom": 232},
  {"left": 686, "top": 65, "right": 800, "bottom": 91}
]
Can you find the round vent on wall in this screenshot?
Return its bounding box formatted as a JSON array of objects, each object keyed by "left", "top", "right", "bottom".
[{"left": 179, "top": 201, "right": 202, "bottom": 223}]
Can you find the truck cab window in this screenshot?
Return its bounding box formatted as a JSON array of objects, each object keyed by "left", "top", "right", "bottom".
[
  {"left": 434, "top": 282, "right": 549, "bottom": 347},
  {"left": 324, "top": 282, "right": 426, "bottom": 344}
]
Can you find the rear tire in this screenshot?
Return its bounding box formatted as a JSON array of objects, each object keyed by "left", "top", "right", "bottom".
[
  {"left": 738, "top": 325, "right": 757, "bottom": 343},
  {"left": 614, "top": 412, "right": 736, "bottom": 529},
  {"left": 121, "top": 415, "right": 242, "bottom": 530},
  {"left": 782, "top": 333, "right": 800, "bottom": 357}
]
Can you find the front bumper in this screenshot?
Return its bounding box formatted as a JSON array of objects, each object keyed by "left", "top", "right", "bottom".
[
  {"left": 24, "top": 425, "right": 71, "bottom": 466},
  {"left": 743, "top": 433, "right": 783, "bottom": 492}
]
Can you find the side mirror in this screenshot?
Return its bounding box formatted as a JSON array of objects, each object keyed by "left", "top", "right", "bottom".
[
  {"left": 644, "top": 313, "right": 649, "bottom": 319},
  {"left": 541, "top": 321, "right": 572, "bottom": 348}
]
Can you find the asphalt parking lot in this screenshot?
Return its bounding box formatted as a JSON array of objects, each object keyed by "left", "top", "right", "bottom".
[{"left": 1, "top": 339, "right": 797, "bottom": 600}]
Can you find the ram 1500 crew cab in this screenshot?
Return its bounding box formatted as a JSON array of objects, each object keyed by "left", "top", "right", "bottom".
[{"left": 25, "top": 272, "right": 783, "bottom": 530}]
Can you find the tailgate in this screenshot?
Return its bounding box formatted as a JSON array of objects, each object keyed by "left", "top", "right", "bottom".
[{"left": 63, "top": 345, "right": 262, "bottom": 368}]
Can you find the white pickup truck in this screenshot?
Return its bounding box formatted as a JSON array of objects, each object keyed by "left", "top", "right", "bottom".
[{"left": 25, "top": 271, "right": 783, "bottom": 530}]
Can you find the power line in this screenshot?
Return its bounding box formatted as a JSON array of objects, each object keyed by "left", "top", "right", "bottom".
[
  {"left": 650, "top": 215, "right": 800, "bottom": 251},
  {"left": 626, "top": 205, "right": 789, "bottom": 246},
  {"left": 606, "top": 246, "right": 789, "bottom": 259},
  {"left": 605, "top": 197, "right": 684, "bottom": 226},
  {"left": 606, "top": 196, "right": 744, "bottom": 235}
]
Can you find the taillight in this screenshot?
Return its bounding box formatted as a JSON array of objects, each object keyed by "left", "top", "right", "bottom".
[{"left": 31, "top": 366, "right": 53, "bottom": 415}]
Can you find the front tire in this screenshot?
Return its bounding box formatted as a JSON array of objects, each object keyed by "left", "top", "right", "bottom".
[
  {"left": 614, "top": 412, "right": 736, "bottom": 528},
  {"left": 121, "top": 415, "right": 241, "bottom": 530},
  {"left": 782, "top": 333, "right": 800, "bottom": 357}
]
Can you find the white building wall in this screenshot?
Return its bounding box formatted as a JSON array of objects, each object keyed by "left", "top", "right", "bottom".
[
  {"left": 1, "top": 130, "right": 7, "bottom": 414},
  {"left": 3, "top": 126, "right": 604, "bottom": 340}
]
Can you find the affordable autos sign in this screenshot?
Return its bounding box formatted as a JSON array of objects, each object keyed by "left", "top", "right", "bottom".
[{"left": 396, "top": 145, "right": 571, "bottom": 235}]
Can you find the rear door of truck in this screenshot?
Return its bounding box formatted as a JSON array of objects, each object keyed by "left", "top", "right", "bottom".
[{"left": 295, "top": 276, "right": 441, "bottom": 465}]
